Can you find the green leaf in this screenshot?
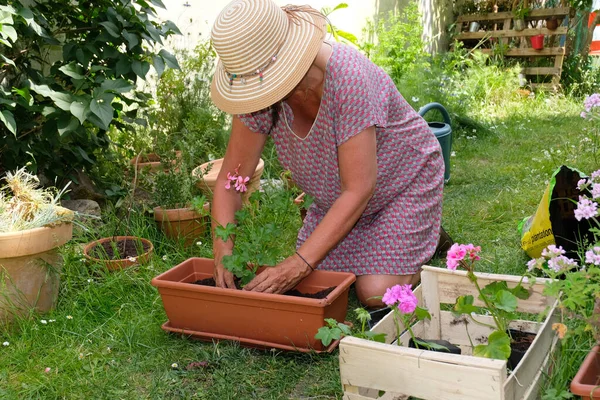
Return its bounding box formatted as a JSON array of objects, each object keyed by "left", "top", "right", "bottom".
[
  {"left": 122, "top": 30, "right": 139, "bottom": 49},
  {"left": 332, "top": 3, "right": 349, "bottom": 11},
  {"left": 69, "top": 99, "right": 90, "bottom": 124},
  {"left": 1, "top": 25, "right": 17, "bottom": 42},
  {"left": 90, "top": 98, "right": 114, "bottom": 129},
  {"left": 473, "top": 330, "right": 511, "bottom": 360},
  {"left": 337, "top": 322, "right": 352, "bottom": 336},
  {"left": 363, "top": 331, "right": 387, "bottom": 343},
  {"left": 57, "top": 117, "right": 79, "bottom": 137},
  {"left": 453, "top": 295, "right": 478, "bottom": 316},
  {"left": 0, "top": 110, "right": 16, "bottom": 135},
  {"left": 158, "top": 49, "right": 180, "bottom": 69},
  {"left": 149, "top": 0, "right": 166, "bottom": 9},
  {"left": 215, "top": 223, "right": 236, "bottom": 242},
  {"left": 152, "top": 55, "right": 165, "bottom": 78},
  {"left": 510, "top": 284, "right": 530, "bottom": 300},
  {"left": 132, "top": 60, "right": 150, "bottom": 79},
  {"left": 0, "top": 10, "right": 14, "bottom": 25},
  {"left": 29, "top": 83, "right": 74, "bottom": 111},
  {"left": 59, "top": 62, "right": 85, "bottom": 79},
  {"left": 493, "top": 290, "right": 518, "bottom": 312},
  {"left": 162, "top": 20, "right": 182, "bottom": 35},
  {"left": 314, "top": 326, "right": 341, "bottom": 347},
  {"left": 414, "top": 306, "right": 431, "bottom": 321},
  {"left": 336, "top": 30, "right": 358, "bottom": 45},
  {"left": 115, "top": 56, "right": 131, "bottom": 76},
  {"left": 1, "top": 54, "right": 15, "bottom": 67},
  {"left": 100, "top": 79, "right": 134, "bottom": 93},
  {"left": 100, "top": 21, "right": 120, "bottom": 38},
  {"left": 0, "top": 98, "right": 16, "bottom": 107},
  {"left": 413, "top": 339, "right": 449, "bottom": 351},
  {"left": 480, "top": 281, "right": 509, "bottom": 297},
  {"left": 75, "top": 146, "right": 94, "bottom": 164}
]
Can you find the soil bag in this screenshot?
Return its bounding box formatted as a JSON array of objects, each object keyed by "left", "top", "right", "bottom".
[{"left": 518, "top": 165, "right": 592, "bottom": 259}]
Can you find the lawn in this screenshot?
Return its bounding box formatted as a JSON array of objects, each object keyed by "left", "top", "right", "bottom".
[{"left": 1, "top": 93, "right": 598, "bottom": 399}]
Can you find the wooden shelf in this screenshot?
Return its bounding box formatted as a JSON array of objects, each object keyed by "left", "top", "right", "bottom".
[
  {"left": 479, "top": 47, "right": 565, "bottom": 56},
  {"left": 457, "top": 26, "right": 567, "bottom": 40},
  {"left": 457, "top": 7, "right": 571, "bottom": 23},
  {"left": 521, "top": 67, "right": 561, "bottom": 75}
]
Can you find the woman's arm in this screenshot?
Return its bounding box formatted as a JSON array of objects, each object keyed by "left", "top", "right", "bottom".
[
  {"left": 243, "top": 126, "right": 377, "bottom": 293},
  {"left": 213, "top": 115, "right": 267, "bottom": 288}
]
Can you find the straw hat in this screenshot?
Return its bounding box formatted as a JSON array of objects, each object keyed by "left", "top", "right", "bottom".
[{"left": 210, "top": 0, "right": 327, "bottom": 115}]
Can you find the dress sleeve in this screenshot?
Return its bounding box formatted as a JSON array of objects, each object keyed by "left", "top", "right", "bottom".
[
  {"left": 332, "top": 53, "right": 388, "bottom": 146},
  {"left": 237, "top": 109, "right": 274, "bottom": 135}
]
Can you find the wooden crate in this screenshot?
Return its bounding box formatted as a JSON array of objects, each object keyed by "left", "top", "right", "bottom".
[{"left": 339, "top": 266, "right": 559, "bottom": 400}]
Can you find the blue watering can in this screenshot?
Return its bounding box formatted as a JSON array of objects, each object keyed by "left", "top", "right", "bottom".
[{"left": 418, "top": 103, "right": 452, "bottom": 183}]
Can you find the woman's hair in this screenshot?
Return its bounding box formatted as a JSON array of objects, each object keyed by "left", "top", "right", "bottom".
[{"left": 268, "top": 102, "right": 281, "bottom": 134}]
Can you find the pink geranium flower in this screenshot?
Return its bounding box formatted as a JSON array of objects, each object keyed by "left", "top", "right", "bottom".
[
  {"left": 235, "top": 175, "right": 250, "bottom": 192},
  {"left": 382, "top": 284, "right": 418, "bottom": 314}
]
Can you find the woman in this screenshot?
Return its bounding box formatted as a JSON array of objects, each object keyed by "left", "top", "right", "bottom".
[{"left": 209, "top": 0, "right": 444, "bottom": 307}]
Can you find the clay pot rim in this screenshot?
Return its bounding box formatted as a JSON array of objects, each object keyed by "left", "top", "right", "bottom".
[
  {"left": 151, "top": 257, "right": 356, "bottom": 306},
  {"left": 83, "top": 235, "right": 154, "bottom": 264},
  {"left": 570, "top": 344, "right": 600, "bottom": 397},
  {"left": 192, "top": 158, "right": 265, "bottom": 181},
  {"left": 152, "top": 204, "right": 210, "bottom": 222}
]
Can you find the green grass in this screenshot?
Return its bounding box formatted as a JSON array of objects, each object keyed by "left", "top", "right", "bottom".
[{"left": 1, "top": 91, "right": 598, "bottom": 399}]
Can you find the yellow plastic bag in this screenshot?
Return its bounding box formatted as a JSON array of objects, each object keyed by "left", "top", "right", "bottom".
[{"left": 518, "top": 165, "right": 587, "bottom": 259}]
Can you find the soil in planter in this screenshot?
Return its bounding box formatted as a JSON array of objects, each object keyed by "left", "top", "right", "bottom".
[
  {"left": 508, "top": 329, "right": 536, "bottom": 370},
  {"left": 192, "top": 277, "right": 335, "bottom": 299},
  {"left": 92, "top": 239, "right": 151, "bottom": 260}
]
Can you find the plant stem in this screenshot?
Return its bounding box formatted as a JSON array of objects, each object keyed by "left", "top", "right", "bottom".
[
  {"left": 469, "top": 271, "right": 505, "bottom": 332},
  {"left": 400, "top": 312, "right": 420, "bottom": 349}
]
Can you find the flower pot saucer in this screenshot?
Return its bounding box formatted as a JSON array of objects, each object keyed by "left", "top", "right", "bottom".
[{"left": 161, "top": 320, "right": 343, "bottom": 354}]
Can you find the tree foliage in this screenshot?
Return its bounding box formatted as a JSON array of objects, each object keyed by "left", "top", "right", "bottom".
[{"left": 0, "top": 0, "right": 180, "bottom": 182}]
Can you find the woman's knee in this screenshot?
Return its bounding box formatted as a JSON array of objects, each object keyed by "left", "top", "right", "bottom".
[{"left": 355, "top": 272, "right": 420, "bottom": 308}]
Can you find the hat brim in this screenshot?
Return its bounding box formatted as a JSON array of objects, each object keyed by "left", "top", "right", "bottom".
[{"left": 210, "top": 11, "right": 327, "bottom": 115}]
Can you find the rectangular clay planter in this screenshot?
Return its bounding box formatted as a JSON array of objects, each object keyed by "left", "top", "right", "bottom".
[
  {"left": 339, "top": 266, "right": 559, "bottom": 400},
  {"left": 571, "top": 345, "right": 600, "bottom": 399},
  {"left": 151, "top": 257, "right": 355, "bottom": 352}
]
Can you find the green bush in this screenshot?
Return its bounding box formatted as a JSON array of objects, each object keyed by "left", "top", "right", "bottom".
[{"left": 0, "top": 0, "right": 180, "bottom": 184}]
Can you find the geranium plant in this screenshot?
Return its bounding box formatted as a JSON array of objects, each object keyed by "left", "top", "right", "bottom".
[
  {"left": 446, "top": 243, "right": 530, "bottom": 360},
  {"left": 193, "top": 172, "right": 302, "bottom": 286}
]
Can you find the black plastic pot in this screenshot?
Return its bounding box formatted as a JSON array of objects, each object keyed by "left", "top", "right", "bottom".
[{"left": 507, "top": 329, "right": 537, "bottom": 370}]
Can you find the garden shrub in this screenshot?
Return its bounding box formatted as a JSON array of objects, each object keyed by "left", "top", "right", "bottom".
[{"left": 0, "top": 0, "right": 180, "bottom": 185}]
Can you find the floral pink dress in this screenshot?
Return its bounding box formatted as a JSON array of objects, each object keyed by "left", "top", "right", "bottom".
[{"left": 239, "top": 42, "right": 444, "bottom": 276}]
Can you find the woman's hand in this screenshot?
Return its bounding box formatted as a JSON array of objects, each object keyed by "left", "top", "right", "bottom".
[
  {"left": 243, "top": 254, "right": 312, "bottom": 294},
  {"left": 214, "top": 250, "right": 237, "bottom": 289}
]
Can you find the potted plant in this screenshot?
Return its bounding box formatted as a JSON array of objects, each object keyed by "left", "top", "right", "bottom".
[
  {"left": 151, "top": 188, "right": 356, "bottom": 352},
  {"left": 338, "top": 244, "right": 559, "bottom": 399},
  {"left": 512, "top": 2, "right": 531, "bottom": 31},
  {"left": 192, "top": 158, "right": 265, "bottom": 202},
  {"left": 83, "top": 171, "right": 153, "bottom": 271},
  {"left": 0, "top": 168, "right": 74, "bottom": 323},
  {"left": 152, "top": 158, "right": 209, "bottom": 246}
]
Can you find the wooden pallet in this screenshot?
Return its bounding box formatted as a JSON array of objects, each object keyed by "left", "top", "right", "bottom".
[{"left": 456, "top": 7, "right": 572, "bottom": 89}]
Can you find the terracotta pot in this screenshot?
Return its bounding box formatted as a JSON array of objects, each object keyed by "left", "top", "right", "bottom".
[
  {"left": 83, "top": 236, "right": 153, "bottom": 271},
  {"left": 571, "top": 345, "right": 600, "bottom": 398},
  {"left": 546, "top": 17, "right": 559, "bottom": 30},
  {"left": 0, "top": 207, "right": 73, "bottom": 322},
  {"left": 153, "top": 204, "right": 209, "bottom": 246},
  {"left": 192, "top": 158, "right": 264, "bottom": 202},
  {"left": 531, "top": 34, "right": 545, "bottom": 50},
  {"left": 151, "top": 257, "right": 356, "bottom": 352},
  {"left": 129, "top": 151, "right": 182, "bottom": 173}
]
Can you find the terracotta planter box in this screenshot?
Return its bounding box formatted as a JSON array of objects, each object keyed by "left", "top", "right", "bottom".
[
  {"left": 571, "top": 345, "right": 600, "bottom": 398},
  {"left": 151, "top": 257, "right": 355, "bottom": 352},
  {"left": 339, "top": 266, "right": 559, "bottom": 400},
  {"left": 0, "top": 207, "right": 73, "bottom": 322},
  {"left": 153, "top": 203, "right": 209, "bottom": 246}
]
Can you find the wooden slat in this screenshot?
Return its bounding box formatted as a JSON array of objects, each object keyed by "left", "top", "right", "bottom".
[
  {"left": 339, "top": 336, "right": 507, "bottom": 400},
  {"left": 479, "top": 47, "right": 565, "bottom": 56},
  {"left": 457, "top": 26, "right": 567, "bottom": 40},
  {"left": 531, "top": 82, "right": 560, "bottom": 90},
  {"left": 421, "top": 265, "right": 554, "bottom": 314},
  {"left": 503, "top": 301, "right": 559, "bottom": 400},
  {"left": 422, "top": 270, "right": 441, "bottom": 340},
  {"left": 521, "top": 67, "right": 560, "bottom": 75},
  {"left": 457, "top": 7, "right": 571, "bottom": 22}
]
